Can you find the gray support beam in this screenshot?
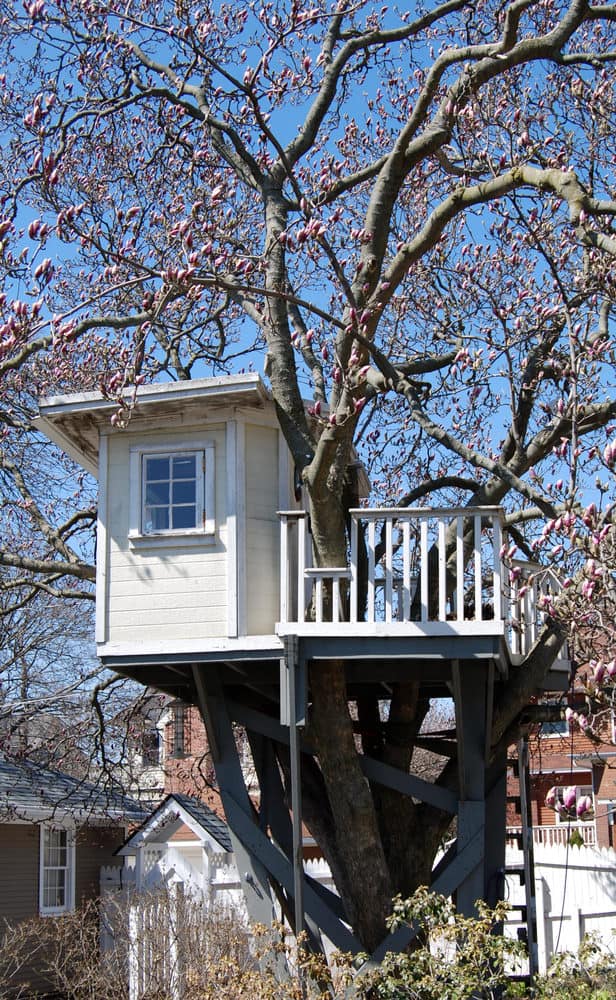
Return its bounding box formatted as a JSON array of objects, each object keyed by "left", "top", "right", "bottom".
[
  {"left": 193, "top": 664, "right": 359, "bottom": 955},
  {"left": 191, "top": 664, "right": 278, "bottom": 929},
  {"left": 285, "top": 636, "right": 306, "bottom": 940},
  {"left": 452, "top": 661, "right": 488, "bottom": 917},
  {"left": 484, "top": 746, "right": 507, "bottom": 908}
]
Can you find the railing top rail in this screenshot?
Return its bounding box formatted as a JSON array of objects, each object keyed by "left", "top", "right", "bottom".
[{"left": 349, "top": 505, "right": 505, "bottom": 521}]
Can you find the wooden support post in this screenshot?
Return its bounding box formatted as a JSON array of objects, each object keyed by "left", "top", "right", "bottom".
[
  {"left": 191, "top": 664, "right": 278, "bottom": 931},
  {"left": 285, "top": 635, "right": 305, "bottom": 942},
  {"left": 452, "top": 660, "right": 488, "bottom": 917}
]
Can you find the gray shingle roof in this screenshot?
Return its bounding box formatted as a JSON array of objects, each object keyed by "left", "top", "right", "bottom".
[
  {"left": 171, "top": 793, "right": 232, "bottom": 852},
  {"left": 0, "top": 751, "right": 147, "bottom": 824},
  {"left": 118, "top": 793, "right": 233, "bottom": 853}
]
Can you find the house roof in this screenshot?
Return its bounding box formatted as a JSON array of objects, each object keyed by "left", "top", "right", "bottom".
[
  {"left": 0, "top": 752, "right": 147, "bottom": 825},
  {"left": 116, "top": 792, "right": 232, "bottom": 854}
]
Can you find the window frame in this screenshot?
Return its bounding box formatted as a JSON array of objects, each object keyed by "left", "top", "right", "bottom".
[
  {"left": 39, "top": 825, "right": 75, "bottom": 916},
  {"left": 538, "top": 718, "right": 569, "bottom": 739},
  {"left": 128, "top": 439, "right": 215, "bottom": 544}
]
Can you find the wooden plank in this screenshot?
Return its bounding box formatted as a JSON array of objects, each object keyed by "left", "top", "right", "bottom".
[
  {"left": 402, "top": 520, "right": 411, "bottom": 622},
  {"left": 456, "top": 515, "right": 464, "bottom": 622},
  {"left": 438, "top": 518, "right": 447, "bottom": 621},
  {"left": 474, "top": 513, "right": 482, "bottom": 622},
  {"left": 420, "top": 519, "right": 429, "bottom": 622},
  {"left": 367, "top": 519, "right": 376, "bottom": 623},
  {"left": 360, "top": 755, "right": 457, "bottom": 813},
  {"left": 492, "top": 516, "right": 503, "bottom": 622},
  {"left": 349, "top": 515, "right": 358, "bottom": 624},
  {"left": 297, "top": 515, "right": 306, "bottom": 623},
  {"left": 279, "top": 515, "right": 289, "bottom": 625},
  {"left": 385, "top": 518, "right": 393, "bottom": 623}
]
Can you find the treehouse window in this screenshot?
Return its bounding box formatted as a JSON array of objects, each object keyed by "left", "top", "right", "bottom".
[
  {"left": 143, "top": 452, "right": 202, "bottom": 532},
  {"left": 129, "top": 440, "right": 215, "bottom": 542}
]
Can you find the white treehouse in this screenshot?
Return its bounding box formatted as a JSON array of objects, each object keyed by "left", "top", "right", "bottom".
[{"left": 37, "top": 373, "right": 569, "bottom": 965}]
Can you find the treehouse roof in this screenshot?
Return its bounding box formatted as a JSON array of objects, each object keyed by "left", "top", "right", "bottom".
[{"left": 35, "top": 373, "right": 270, "bottom": 476}]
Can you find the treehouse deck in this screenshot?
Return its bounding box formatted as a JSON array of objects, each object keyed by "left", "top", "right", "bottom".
[{"left": 100, "top": 505, "right": 569, "bottom": 700}]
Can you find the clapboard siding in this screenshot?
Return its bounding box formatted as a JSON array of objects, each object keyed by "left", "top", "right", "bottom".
[
  {"left": 245, "top": 424, "right": 280, "bottom": 634},
  {"left": 0, "top": 824, "right": 38, "bottom": 923},
  {"left": 75, "top": 826, "right": 124, "bottom": 904},
  {"left": 104, "top": 424, "right": 230, "bottom": 644}
]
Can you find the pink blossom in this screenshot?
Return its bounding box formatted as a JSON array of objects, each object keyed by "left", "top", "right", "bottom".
[
  {"left": 562, "top": 786, "right": 577, "bottom": 811},
  {"left": 576, "top": 795, "right": 593, "bottom": 819}
]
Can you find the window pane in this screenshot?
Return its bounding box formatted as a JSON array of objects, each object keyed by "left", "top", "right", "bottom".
[
  {"left": 173, "top": 455, "right": 196, "bottom": 479},
  {"left": 44, "top": 830, "right": 66, "bottom": 866},
  {"left": 172, "top": 506, "right": 197, "bottom": 530},
  {"left": 44, "top": 870, "right": 65, "bottom": 908},
  {"left": 146, "top": 482, "right": 170, "bottom": 505},
  {"left": 145, "top": 507, "right": 170, "bottom": 531},
  {"left": 172, "top": 480, "right": 196, "bottom": 504},
  {"left": 146, "top": 457, "right": 170, "bottom": 481}
]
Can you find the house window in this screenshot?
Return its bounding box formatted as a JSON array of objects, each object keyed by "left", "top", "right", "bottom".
[
  {"left": 141, "top": 729, "right": 161, "bottom": 767},
  {"left": 539, "top": 719, "right": 569, "bottom": 738},
  {"left": 129, "top": 440, "right": 215, "bottom": 541},
  {"left": 40, "top": 827, "right": 75, "bottom": 915}
]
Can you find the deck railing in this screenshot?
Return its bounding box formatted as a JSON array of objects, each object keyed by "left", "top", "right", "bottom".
[{"left": 279, "top": 506, "right": 560, "bottom": 659}]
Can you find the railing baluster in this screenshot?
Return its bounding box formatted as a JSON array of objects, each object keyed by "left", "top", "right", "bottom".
[
  {"left": 493, "top": 516, "right": 503, "bottom": 623},
  {"left": 420, "top": 517, "right": 429, "bottom": 622},
  {"left": 367, "top": 518, "right": 376, "bottom": 624},
  {"left": 315, "top": 577, "right": 323, "bottom": 623},
  {"left": 474, "top": 513, "right": 482, "bottom": 622},
  {"left": 350, "top": 515, "right": 358, "bottom": 624},
  {"left": 385, "top": 517, "right": 393, "bottom": 623},
  {"left": 438, "top": 518, "right": 446, "bottom": 621},
  {"left": 402, "top": 519, "right": 411, "bottom": 622},
  {"left": 456, "top": 515, "right": 464, "bottom": 622},
  {"left": 297, "top": 514, "right": 306, "bottom": 624},
  {"left": 333, "top": 576, "right": 340, "bottom": 624},
  {"left": 280, "top": 514, "right": 289, "bottom": 626}
]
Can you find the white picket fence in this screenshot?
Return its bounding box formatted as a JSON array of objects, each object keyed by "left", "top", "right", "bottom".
[
  {"left": 101, "top": 846, "right": 616, "bottom": 995},
  {"left": 505, "top": 843, "right": 616, "bottom": 972}
]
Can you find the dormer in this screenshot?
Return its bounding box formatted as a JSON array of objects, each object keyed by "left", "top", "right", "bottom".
[{"left": 37, "top": 375, "right": 294, "bottom": 667}]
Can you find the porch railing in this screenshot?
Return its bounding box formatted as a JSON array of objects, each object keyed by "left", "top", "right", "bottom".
[
  {"left": 279, "top": 506, "right": 561, "bottom": 659},
  {"left": 506, "top": 824, "right": 596, "bottom": 848}
]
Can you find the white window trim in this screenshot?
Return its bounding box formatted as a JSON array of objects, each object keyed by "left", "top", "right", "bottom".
[
  {"left": 128, "top": 439, "right": 215, "bottom": 545},
  {"left": 39, "top": 825, "right": 76, "bottom": 916}
]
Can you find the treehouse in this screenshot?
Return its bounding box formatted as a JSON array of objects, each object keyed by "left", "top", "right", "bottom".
[{"left": 37, "top": 373, "right": 570, "bottom": 965}]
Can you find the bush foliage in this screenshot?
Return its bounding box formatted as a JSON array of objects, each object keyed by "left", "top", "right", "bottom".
[{"left": 1, "top": 887, "right": 615, "bottom": 999}]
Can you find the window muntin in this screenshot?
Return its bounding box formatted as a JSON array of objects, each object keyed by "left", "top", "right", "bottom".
[
  {"left": 129, "top": 440, "right": 215, "bottom": 542},
  {"left": 40, "top": 827, "right": 75, "bottom": 915}
]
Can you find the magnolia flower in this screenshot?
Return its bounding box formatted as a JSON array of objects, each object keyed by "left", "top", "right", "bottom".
[
  {"left": 545, "top": 787, "right": 557, "bottom": 808},
  {"left": 562, "top": 786, "right": 577, "bottom": 811},
  {"left": 576, "top": 795, "right": 593, "bottom": 819}
]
